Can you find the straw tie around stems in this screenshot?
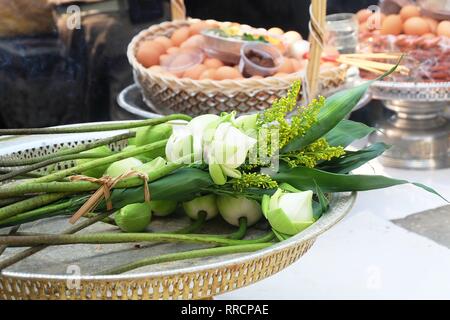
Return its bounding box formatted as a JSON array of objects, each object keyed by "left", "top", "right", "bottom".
[
  {"left": 68, "top": 170, "right": 150, "bottom": 224},
  {"left": 0, "top": 160, "right": 185, "bottom": 199}
]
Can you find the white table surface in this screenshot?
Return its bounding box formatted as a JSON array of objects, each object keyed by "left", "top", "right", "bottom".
[{"left": 219, "top": 158, "right": 450, "bottom": 300}]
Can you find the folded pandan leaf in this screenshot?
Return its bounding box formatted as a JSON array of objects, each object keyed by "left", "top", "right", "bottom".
[{"left": 317, "top": 142, "right": 390, "bottom": 174}]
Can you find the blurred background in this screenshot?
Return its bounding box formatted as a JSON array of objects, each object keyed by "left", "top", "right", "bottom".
[{"left": 0, "top": 0, "right": 381, "bottom": 129}]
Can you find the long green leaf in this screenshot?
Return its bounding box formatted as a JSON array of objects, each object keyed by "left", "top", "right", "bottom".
[
  {"left": 324, "top": 120, "right": 375, "bottom": 148},
  {"left": 105, "top": 168, "right": 214, "bottom": 209},
  {"left": 271, "top": 164, "right": 447, "bottom": 202},
  {"left": 282, "top": 62, "right": 400, "bottom": 153},
  {"left": 318, "top": 142, "right": 389, "bottom": 174}
]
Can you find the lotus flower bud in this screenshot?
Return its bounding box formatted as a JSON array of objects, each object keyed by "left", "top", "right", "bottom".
[
  {"left": 182, "top": 194, "right": 218, "bottom": 220},
  {"left": 217, "top": 195, "right": 263, "bottom": 227},
  {"left": 114, "top": 202, "right": 152, "bottom": 232}
]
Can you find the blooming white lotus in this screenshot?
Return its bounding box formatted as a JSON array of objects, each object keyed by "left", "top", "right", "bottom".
[
  {"left": 206, "top": 122, "right": 257, "bottom": 184},
  {"left": 165, "top": 114, "right": 257, "bottom": 185},
  {"left": 186, "top": 114, "right": 220, "bottom": 162},
  {"left": 262, "top": 187, "right": 315, "bottom": 239},
  {"left": 165, "top": 124, "right": 193, "bottom": 164}
]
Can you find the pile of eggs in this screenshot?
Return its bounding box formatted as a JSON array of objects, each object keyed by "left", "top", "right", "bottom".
[
  {"left": 357, "top": 5, "right": 450, "bottom": 37},
  {"left": 135, "top": 21, "right": 311, "bottom": 80}
]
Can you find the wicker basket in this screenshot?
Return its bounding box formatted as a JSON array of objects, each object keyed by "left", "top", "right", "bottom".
[{"left": 127, "top": 0, "right": 347, "bottom": 116}]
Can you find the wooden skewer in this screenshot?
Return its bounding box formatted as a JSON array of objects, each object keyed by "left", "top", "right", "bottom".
[
  {"left": 342, "top": 53, "right": 403, "bottom": 59},
  {"left": 337, "top": 57, "right": 409, "bottom": 75}
]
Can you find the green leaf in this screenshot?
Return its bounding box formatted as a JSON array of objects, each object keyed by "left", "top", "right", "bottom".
[
  {"left": 318, "top": 142, "right": 389, "bottom": 174},
  {"left": 324, "top": 120, "right": 375, "bottom": 148},
  {"left": 271, "top": 164, "right": 447, "bottom": 202},
  {"left": 314, "top": 181, "right": 329, "bottom": 217},
  {"left": 106, "top": 168, "right": 214, "bottom": 209},
  {"left": 282, "top": 84, "right": 371, "bottom": 152},
  {"left": 282, "top": 62, "right": 400, "bottom": 153}
]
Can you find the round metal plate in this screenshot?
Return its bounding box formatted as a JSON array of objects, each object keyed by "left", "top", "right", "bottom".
[{"left": 0, "top": 128, "right": 356, "bottom": 300}]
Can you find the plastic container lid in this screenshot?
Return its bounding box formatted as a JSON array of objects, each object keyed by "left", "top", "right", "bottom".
[
  {"left": 161, "top": 48, "right": 204, "bottom": 76},
  {"left": 239, "top": 42, "right": 284, "bottom": 77}
]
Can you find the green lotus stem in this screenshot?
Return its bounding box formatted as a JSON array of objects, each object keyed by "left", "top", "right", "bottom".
[
  {"left": 0, "top": 211, "right": 114, "bottom": 271},
  {"left": 0, "top": 169, "right": 44, "bottom": 179},
  {"left": 225, "top": 217, "right": 247, "bottom": 240},
  {"left": 0, "top": 114, "right": 191, "bottom": 136},
  {"left": 100, "top": 242, "right": 273, "bottom": 275},
  {"left": 0, "top": 197, "right": 29, "bottom": 208},
  {"left": 0, "top": 160, "right": 186, "bottom": 225},
  {"left": 0, "top": 152, "right": 106, "bottom": 183},
  {"left": 173, "top": 211, "right": 207, "bottom": 234},
  {"left": 0, "top": 160, "right": 183, "bottom": 199},
  {"left": 0, "top": 195, "right": 87, "bottom": 228},
  {"left": 0, "top": 193, "right": 68, "bottom": 222},
  {"left": 0, "top": 132, "right": 134, "bottom": 167},
  {"left": 0, "top": 225, "right": 20, "bottom": 257},
  {"left": 84, "top": 213, "right": 116, "bottom": 226},
  {"left": 0, "top": 231, "right": 275, "bottom": 247},
  {"left": 31, "top": 139, "right": 168, "bottom": 183}
]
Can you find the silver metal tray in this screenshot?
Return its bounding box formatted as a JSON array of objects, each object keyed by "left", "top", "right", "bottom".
[{"left": 0, "top": 128, "right": 356, "bottom": 300}]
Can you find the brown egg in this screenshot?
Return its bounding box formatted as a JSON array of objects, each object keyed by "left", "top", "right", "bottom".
[
  {"left": 167, "top": 47, "right": 180, "bottom": 55},
  {"left": 180, "top": 35, "right": 205, "bottom": 49},
  {"left": 136, "top": 40, "right": 165, "bottom": 67},
  {"left": 171, "top": 27, "right": 190, "bottom": 47},
  {"left": 404, "top": 17, "right": 430, "bottom": 36},
  {"left": 183, "top": 64, "right": 208, "bottom": 79},
  {"left": 153, "top": 36, "right": 173, "bottom": 51},
  {"left": 199, "top": 68, "right": 217, "bottom": 80},
  {"left": 400, "top": 5, "right": 421, "bottom": 21},
  {"left": 424, "top": 18, "right": 438, "bottom": 33},
  {"left": 278, "top": 58, "right": 294, "bottom": 73},
  {"left": 422, "top": 33, "right": 436, "bottom": 38},
  {"left": 437, "top": 21, "right": 450, "bottom": 37},
  {"left": 268, "top": 27, "right": 284, "bottom": 35},
  {"left": 204, "top": 58, "right": 224, "bottom": 68},
  {"left": 381, "top": 15, "right": 403, "bottom": 35},
  {"left": 357, "top": 9, "right": 372, "bottom": 23},
  {"left": 189, "top": 21, "right": 211, "bottom": 35},
  {"left": 214, "top": 66, "right": 242, "bottom": 80}
]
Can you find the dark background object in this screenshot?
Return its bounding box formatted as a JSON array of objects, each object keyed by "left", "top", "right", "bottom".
[
  {"left": 0, "top": 36, "right": 86, "bottom": 128},
  {"left": 186, "top": 0, "right": 378, "bottom": 38},
  {"left": 0, "top": 0, "right": 378, "bottom": 128}
]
